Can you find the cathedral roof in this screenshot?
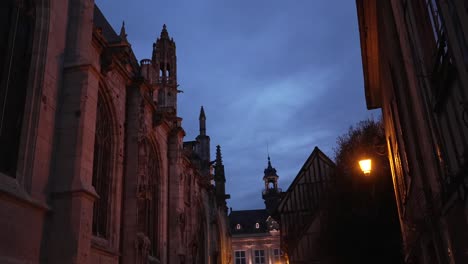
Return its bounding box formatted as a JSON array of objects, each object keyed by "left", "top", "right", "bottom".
[
  {"left": 93, "top": 4, "right": 139, "bottom": 72},
  {"left": 93, "top": 5, "right": 122, "bottom": 43}
]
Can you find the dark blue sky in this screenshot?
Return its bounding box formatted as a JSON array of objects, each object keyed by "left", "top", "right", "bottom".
[{"left": 96, "top": 0, "right": 379, "bottom": 210}]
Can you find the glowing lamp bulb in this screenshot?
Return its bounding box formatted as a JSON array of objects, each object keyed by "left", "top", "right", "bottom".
[{"left": 359, "top": 159, "right": 372, "bottom": 175}]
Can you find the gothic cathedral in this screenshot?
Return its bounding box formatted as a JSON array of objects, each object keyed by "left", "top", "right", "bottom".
[{"left": 0, "top": 1, "right": 231, "bottom": 263}]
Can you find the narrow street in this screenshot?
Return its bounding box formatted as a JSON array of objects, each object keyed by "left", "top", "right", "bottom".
[{"left": 0, "top": 0, "right": 467, "bottom": 263}]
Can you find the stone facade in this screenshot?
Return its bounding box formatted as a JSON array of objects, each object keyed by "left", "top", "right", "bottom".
[
  {"left": 357, "top": 0, "right": 468, "bottom": 263},
  {"left": 230, "top": 227, "right": 282, "bottom": 264},
  {"left": 0, "top": 1, "right": 230, "bottom": 263}
]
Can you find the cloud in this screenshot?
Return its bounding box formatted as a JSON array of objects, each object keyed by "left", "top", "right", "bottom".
[{"left": 96, "top": 0, "right": 378, "bottom": 210}]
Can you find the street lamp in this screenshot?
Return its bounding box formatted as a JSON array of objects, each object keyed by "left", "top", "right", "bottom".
[{"left": 359, "top": 159, "right": 372, "bottom": 176}]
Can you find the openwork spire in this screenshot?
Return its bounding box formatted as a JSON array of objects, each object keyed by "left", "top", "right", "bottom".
[{"left": 160, "top": 24, "right": 169, "bottom": 39}]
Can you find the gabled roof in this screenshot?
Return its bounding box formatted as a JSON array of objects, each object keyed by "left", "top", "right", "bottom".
[
  {"left": 274, "top": 147, "right": 335, "bottom": 252},
  {"left": 229, "top": 209, "right": 269, "bottom": 234},
  {"left": 276, "top": 146, "right": 335, "bottom": 213}
]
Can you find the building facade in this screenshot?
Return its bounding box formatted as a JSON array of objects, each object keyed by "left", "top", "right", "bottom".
[
  {"left": 275, "top": 147, "right": 335, "bottom": 264},
  {"left": 357, "top": 0, "right": 468, "bottom": 263},
  {"left": 229, "top": 158, "right": 285, "bottom": 264},
  {"left": 0, "top": 1, "right": 230, "bottom": 263}
]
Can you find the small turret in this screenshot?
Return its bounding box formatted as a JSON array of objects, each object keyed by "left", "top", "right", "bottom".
[
  {"left": 152, "top": 24, "right": 178, "bottom": 113},
  {"left": 119, "top": 21, "right": 128, "bottom": 42},
  {"left": 262, "top": 156, "right": 282, "bottom": 214},
  {"left": 263, "top": 156, "right": 279, "bottom": 190},
  {"left": 199, "top": 106, "right": 206, "bottom": 136},
  {"left": 214, "top": 145, "right": 230, "bottom": 212},
  {"left": 195, "top": 106, "right": 210, "bottom": 176},
  {"left": 214, "top": 145, "right": 225, "bottom": 183}
]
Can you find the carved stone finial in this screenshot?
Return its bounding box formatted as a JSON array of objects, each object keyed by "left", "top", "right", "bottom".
[
  {"left": 199, "top": 106, "right": 206, "bottom": 120},
  {"left": 216, "top": 145, "right": 223, "bottom": 165},
  {"left": 120, "top": 20, "right": 128, "bottom": 41},
  {"left": 160, "top": 24, "right": 169, "bottom": 39}
]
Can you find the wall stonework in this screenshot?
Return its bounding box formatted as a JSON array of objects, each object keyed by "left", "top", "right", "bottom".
[{"left": 0, "top": 1, "right": 231, "bottom": 263}]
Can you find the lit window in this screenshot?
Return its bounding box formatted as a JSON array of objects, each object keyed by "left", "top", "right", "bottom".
[
  {"left": 255, "top": 223, "right": 260, "bottom": 229},
  {"left": 236, "top": 224, "right": 241, "bottom": 230},
  {"left": 235, "top": 251, "right": 246, "bottom": 264}
]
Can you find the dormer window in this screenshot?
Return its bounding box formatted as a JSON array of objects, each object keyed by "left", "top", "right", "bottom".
[
  {"left": 236, "top": 224, "right": 241, "bottom": 230},
  {"left": 255, "top": 223, "right": 260, "bottom": 229}
]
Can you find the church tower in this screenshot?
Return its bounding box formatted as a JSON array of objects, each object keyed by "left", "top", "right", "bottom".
[
  {"left": 152, "top": 24, "right": 178, "bottom": 113},
  {"left": 262, "top": 156, "right": 282, "bottom": 214},
  {"left": 196, "top": 106, "right": 210, "bottom": 176}
]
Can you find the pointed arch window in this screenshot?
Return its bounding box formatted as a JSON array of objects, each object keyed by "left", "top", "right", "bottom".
[
  {"left": 92, "top": 92, "right": 112, "bottom": 238},
  {"left": 0, "top": 0, "right": 35, "bottom": 177},
  {"left": 146, "top": 143, "right": 160, "bottom": 258}
]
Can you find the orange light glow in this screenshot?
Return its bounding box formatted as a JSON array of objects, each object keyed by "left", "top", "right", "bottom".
[{"left": 359, "top": 159, "right": 372, "bottom": 175}]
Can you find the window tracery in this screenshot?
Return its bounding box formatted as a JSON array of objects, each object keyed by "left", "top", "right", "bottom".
[
  {"left": 147, "top": 142, "right": 160, "bottom": 258},
  {"left": 92, "top": 92, "right": 112, "bottom": 238}
]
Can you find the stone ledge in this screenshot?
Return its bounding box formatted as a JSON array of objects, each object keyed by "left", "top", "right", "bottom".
[
  {"left": 91, "top": 238, "right": 121, "bottom": 258},
  {"left": 0, "top": 174, "right": 50, "bottom": 212}
]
